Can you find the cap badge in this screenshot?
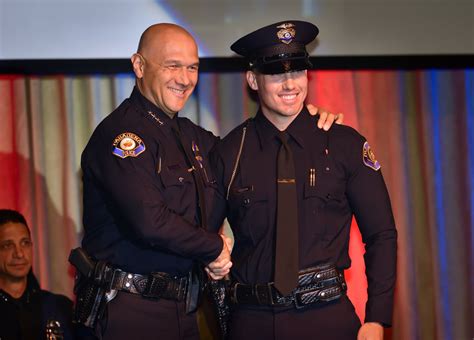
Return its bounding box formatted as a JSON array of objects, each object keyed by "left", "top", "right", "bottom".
[
  {"left": 276, "top": 23, "right": 296, "bottom": 45},
  {"left": 362, "top": 141, "right": 381, "bottom": 171},
  {"left": 112, "top": 132, "right": 146, "bottom": 158}
]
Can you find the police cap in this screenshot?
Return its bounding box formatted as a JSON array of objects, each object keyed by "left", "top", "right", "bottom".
[{"left": 231, "top": 20, "right": 319, "bottom": 74}]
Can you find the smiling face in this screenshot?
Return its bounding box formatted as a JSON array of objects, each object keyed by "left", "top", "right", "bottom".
[
  {"left": 247, "top": 69, "right": 308, "bottom": 130},
  {"left": 132, "top": 24, "right": 199, "bottom": 118},
  {"left": 0, "top": 222, "right": 32, "bottom": 282}
]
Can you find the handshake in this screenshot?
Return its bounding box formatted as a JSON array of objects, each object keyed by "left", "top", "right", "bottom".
[{"left": 204, "top": 234, "right": 233, "bottom": 280}]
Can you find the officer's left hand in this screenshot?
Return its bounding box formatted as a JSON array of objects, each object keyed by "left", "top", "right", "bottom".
[
  {"left": 357, "top": 322, "right": 384, "bottom": 340},
  {"left": 306, "top": 104, "right": 344, "bottom": 131}
]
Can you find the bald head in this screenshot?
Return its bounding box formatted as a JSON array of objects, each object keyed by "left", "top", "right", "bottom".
[
  {"left": 137, "top": 23, "right": 197, "bottom": 57},
  {"left": 131, "top": 23, "right": 200, "bottom": 117}
]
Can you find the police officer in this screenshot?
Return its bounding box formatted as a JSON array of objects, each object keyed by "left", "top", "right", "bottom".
[
  {"left": 208, "top": 21, "right": 397, "bottom": 339},
  {"left": 80, "top": 23, "right": 233, "bottom": 339},
  {"left": 0, "top": 209, "right": 74, "bottom": 340},
  {"left": 78, "top": 23, "right": 339, "bottom": 340}
]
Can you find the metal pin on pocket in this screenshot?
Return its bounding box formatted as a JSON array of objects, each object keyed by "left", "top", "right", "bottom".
[
  {"left": 157, "top": 157, "right": 162, "bottom": 174},
  {"left": 309, "top": 168, "right": 316, "bottom": 187}
]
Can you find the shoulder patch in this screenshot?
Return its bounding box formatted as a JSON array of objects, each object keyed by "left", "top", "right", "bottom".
[
  {"left": 362, "top": 141, "right": 381, "bottom": 171},
  {"left": 112, "top": 132, "right": 146, "bottom": 158}
]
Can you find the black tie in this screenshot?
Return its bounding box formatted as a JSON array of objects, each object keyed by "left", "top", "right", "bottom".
[
  {"left": 274, "top": 131, "right": 299, "bottom": 296},
  {"left": 171, "top": 122, "right": 207, "bottom": 228}
]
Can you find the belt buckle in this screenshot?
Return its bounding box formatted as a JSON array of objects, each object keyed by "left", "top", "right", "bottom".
[
  {"left": 266, "top": 282, "right": 281, "bottom": 306},
  {"left": 231, "top": 282, "right": 240, "bottom": 304},
  {"left": 293, "top": 289, "right": 309, "bottom": 309}
]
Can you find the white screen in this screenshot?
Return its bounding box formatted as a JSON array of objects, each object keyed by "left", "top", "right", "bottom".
[{"left": 1, "top": 0, "right": 473, "bottom": 59}]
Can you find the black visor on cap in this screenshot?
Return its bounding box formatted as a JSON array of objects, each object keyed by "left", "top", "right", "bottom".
[{"left": 251, "top": 51, "right": 312, "bottom": 74}]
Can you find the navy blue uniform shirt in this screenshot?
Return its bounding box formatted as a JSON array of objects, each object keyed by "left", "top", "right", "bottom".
[
  {"left": 209, "top": 107, "right": 397, "bottom": 326},
  {"left": 81, "top": 87, "right": 223, "bottom": 276},
  {"left": 0, "top": 273, "right": 74, "bottom": 340}
]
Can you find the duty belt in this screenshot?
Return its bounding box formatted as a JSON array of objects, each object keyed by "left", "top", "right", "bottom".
[
  {"left": 110, "top": 270, "right": 188, "bottom": 301},
  {"left": 231, "top": 264, "right": 346, "bottom": 309}
]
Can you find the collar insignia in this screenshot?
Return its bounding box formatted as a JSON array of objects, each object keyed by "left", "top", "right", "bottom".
[{"left": 147, "top": 111, "right": 164, "bottom": 126}]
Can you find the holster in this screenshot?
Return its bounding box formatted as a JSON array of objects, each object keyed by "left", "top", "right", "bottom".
[
  {"left": 69, "top": 248, "right": 114, "bottom": 328},
  {"left": 207, "top": 278, "right": 232, "bottom": 339},
  {"left": 185, "top": 262, "right": 204, "bottom": 314}
]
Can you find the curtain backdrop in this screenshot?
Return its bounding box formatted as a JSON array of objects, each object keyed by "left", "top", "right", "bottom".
[{"left": 0, "top": 69, "right": 472, "bottom": 340}]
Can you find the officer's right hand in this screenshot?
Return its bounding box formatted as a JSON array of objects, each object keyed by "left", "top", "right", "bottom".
[
  {"left": 205, "top": 235, "right": 232, "bottom": 280},
  {"left": 306, "top": 104, "right": 344, "bottom": 131},
  {"left": 357, "top": 322, "right": 384, "bottom": 340}
]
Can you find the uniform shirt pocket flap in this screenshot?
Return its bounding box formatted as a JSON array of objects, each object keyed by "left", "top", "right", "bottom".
[
  {"left": 304, "top": 181, "right": 344, "bottom": 202},
  {"left": 229, "top": 186, "right": 268, "bottom": 207}
]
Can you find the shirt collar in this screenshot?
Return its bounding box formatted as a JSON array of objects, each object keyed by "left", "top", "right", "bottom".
[
  {"left": 286, "top": 106, "right": 314, "bottom": 148},
  {"left": 254, "top": 106, "right": 312, "bottom": 150},
  {"left": 0, "top": 272, "right": 40, "bottom": 305},
  {"left": 130, "top": 86, "right": 178, "bottom": 128}
]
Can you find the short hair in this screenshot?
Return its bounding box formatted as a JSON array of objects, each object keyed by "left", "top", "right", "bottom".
[{"left": 0, "top": 209, "right": 29, "bottom": 230}]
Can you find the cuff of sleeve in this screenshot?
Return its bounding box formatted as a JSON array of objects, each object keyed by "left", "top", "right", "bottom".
[
  {"left": 200, "top": 233, "right": 223, "bottom": 265},
  {"left": 365, "top": 297, "right": 394, "bottom": 327}
]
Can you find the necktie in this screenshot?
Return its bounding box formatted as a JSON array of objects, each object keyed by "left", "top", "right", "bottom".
[
  {"left": 171, "top": 123, "right": 207, "bottom": 228},
  {"left": 274, "top": 131, "right": 299, "bottom": 296}
]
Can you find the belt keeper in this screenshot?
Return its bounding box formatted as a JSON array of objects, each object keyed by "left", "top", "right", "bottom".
[
  {"left": 143, "top": 273, "right": 167, "bottom": 299},
  {"left": 108, "top": 269, "right": 119, "bottom": 291}
]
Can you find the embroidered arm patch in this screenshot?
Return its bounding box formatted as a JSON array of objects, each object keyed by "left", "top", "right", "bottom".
[
  {"left": 362, "top": 141, "right": 381, "bottom": 171},
  {"left": 112, "top": 132, "right": 146, "bottom": 158}
]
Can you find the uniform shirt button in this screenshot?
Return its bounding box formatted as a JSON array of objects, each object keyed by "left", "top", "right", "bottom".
[
  {"left": 178, "top": 177, "right": 184, "bottom": 182},
  {"left": 243, "top": 198, "right": 250, "bottom": 205}
]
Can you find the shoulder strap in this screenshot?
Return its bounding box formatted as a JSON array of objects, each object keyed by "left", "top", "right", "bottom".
[{"left": 226, "top": 120, "right": 251, "bottom": 200}]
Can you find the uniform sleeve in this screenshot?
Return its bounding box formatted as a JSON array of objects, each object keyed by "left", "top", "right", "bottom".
[
  {"left": 83, "top": 129, "right": 223, "bottom": 265},
  {"left": 344, "top": 135, "right": 398, "bottom": 327}
]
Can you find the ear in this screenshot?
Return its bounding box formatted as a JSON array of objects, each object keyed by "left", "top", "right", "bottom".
[
  {"left": 131, "top": 53, "right": 144, "bottom": 78},
  {"left": 246, "top": 70, "right": 258, "bottom": 91}
]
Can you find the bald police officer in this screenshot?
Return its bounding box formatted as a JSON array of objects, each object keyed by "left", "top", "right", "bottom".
[
  {"left": 79, "top": 24, "right": 233, "bottom": 339},
  {"left": 209, "top": 20, "right": 397, "bottom": 340}
]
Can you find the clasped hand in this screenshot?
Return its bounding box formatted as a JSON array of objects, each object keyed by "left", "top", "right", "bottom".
[{"left": 205, "top": 235, "right": 233, "bottom": 280}]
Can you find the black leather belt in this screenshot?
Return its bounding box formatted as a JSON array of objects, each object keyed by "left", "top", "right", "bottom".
[
  {"left": 110, "top": 270, "right": 188, "bottom": 301},
  {"left": 231, "top": 264, "right": 346, "bottom": 309}
]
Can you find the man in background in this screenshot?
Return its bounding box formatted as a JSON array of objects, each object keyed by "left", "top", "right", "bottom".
[{"left": 0, "top": 209, "right": 74, "bottom": 339}]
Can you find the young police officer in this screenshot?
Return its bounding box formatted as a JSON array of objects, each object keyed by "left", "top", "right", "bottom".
[{"left": 209, "top": 21, "right": 397, "bottom": 339}]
